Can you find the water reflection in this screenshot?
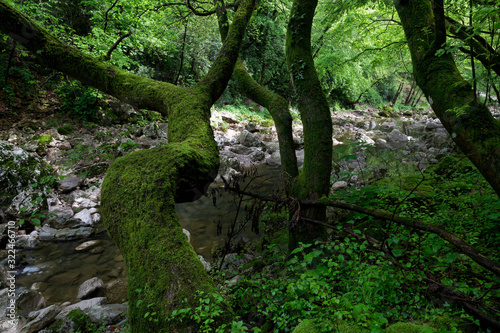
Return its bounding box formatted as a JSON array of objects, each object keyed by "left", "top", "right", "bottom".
[{"left": 16, "top": 164, "right": 283, "bottom": 305}]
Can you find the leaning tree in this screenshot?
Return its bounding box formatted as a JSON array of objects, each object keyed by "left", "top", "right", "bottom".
[
  {"left": 0, "top": 0, "right": 256, "bottom": 330},
  {"left": 394, "top": 0, "right": 500, "bottom": 197}
]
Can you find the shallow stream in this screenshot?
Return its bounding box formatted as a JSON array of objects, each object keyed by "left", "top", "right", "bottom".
[{"left": 16, "top": 164, "right": 283, "bottom": 305}]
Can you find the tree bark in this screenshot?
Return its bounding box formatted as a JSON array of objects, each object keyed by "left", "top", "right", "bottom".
[
  {"left": 286, "top": 0, "right": 332, "bottom": 249},
  {"left": 216, "top": 1, "right": 299, "bottom": 181},
  {"left": 393, "top": 0, "right": 500, "bottom": 198},
  {"left": 0, "top": 0, "right": 256, "bottom": 331}
]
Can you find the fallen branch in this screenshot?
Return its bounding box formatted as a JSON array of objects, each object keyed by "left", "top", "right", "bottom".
[
  {"left": 222, "top": 184, "right": 500, "bottom": 277},
  {"left": 344, "top": 227, "right": 500, "bottom": 331}
]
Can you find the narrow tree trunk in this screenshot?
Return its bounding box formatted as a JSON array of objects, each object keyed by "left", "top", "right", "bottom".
[
  {"left": 174, "top": 22, "right": 188, "bottom": 85},
  {"left": 286, "top": 0, "right": 332, "bottom": 249},
  {"left": 394, "top": 0, "right": 500, "bottom": 198},
  {"left": 216, "top": 2, "right": 299, "bottom": 180},
  {"left": 392, "top": 81, "right": 404, "bottom": 105},
  {"left": 403, "top": 80, "right": 415, "bottom": 105}
]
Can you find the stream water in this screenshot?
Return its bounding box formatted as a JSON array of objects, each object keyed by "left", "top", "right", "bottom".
[{"left": 16, "top": 164, "right": 283, "bottom": 305}]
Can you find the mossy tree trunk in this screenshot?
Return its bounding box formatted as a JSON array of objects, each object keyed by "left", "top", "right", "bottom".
[
  {"left": 0, "top": 0, "right": 256, "bottom": 331},
  {"left": 216, "top": 2, "right": 299, "bottom": 180},
  {"left": 285, "top": 0, "right": 333, "bottom": 249},
  {"left": 394, "top": 0, "right": 500, "bottom": 198}
]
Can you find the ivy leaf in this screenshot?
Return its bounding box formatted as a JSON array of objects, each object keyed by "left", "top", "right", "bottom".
[
  {"left": 444, "top": 252, "right": 458, "bottom": 264},
  {"left": 392, "top": 249, "right": 404, "bottom": 257}
]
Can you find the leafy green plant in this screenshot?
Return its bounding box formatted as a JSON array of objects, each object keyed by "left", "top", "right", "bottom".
[
  {"left": 18, "top": 175, "right": 58, "bottom": 226},
  {"left": 56, "top": 80, "right": 100, "bottom": 121}
]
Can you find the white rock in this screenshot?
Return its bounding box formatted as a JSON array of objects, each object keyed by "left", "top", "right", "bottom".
[
  {"left": 74, "top": 209, "right": 93, "bottom": 225},
  {"left": 23, "top": 304, "right": 61, "bottom": 332},
  {"left": 91, "top": 213, "right": 101, "bottom": 224},
  {"left": 331, "top": 181, "right": 348, "bottom": 190},
  {"left": 75, "top": 240, "right": 101, "bottom": 251},
  {"left": 72, "top": 197, "right": 97, "bottom": 211},
  {"left": 56, "top": 297, "right": 107, "bottom": 320},
  {"left": 78, "top": 277, "right": 105, "bottom": 299},
  {"left": 182, "top": 229, "right": 191, "bottom": 243},
  {"left": 198, "top": 255, "right": 211, "bottom": 271}
]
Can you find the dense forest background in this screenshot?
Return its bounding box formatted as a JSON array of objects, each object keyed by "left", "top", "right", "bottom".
[{"left": 1, "top": 0, "right": 500, "bottom": 332}]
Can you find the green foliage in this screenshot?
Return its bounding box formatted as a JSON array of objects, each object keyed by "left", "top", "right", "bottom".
[
  {"left": 18, "top": 175, "right": 58, "bottom": 227},
  {"left": 63, "top": 308, "right": 129, "bottom": 333},
  {"left": 313, "top": 3, "right": 409, "bottom": 106},
  {"left": 219, "top": 104, "right": 273, "bottom": 123},
  {"left": 226, "top": 238, "right": 466, "bottom": 332},
  {"left": 62, "top": 142, "right": 133, "bottom": 167},
  {"left": 168, "top": 291, "right": 254, "bottom": 332},
  {"left": 55, "top": 80, "right": 100, "bottom": 121}
]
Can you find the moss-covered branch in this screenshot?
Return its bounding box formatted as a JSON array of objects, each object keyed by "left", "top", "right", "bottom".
[
  {"left": 100, "top": 0, "right": 256, "bottom": 328},
  {"left": 220, "top": 183, "right": 500, "bottom": 278},
  {"left": 0, "top": 0, "right": 178, "bottom": 112},
  {"left": 394, "top": 0, "right": 500, "bottom": 198},
  {"left": 216, "top": 1, "right": 298, "bottom": 180},
  {"left": 196, "top": 0, "right": 256, "bottom": 104},
  {"left": 0, "top": 0, "right": 256, "bottom": 331},
  {"left": 285, "top": 0, "right": 332, "bottom": 249}
]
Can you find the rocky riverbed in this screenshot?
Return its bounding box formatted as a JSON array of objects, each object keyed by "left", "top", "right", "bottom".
[{"left": 1, "top": 104, "right": 499, "bottom": 332}]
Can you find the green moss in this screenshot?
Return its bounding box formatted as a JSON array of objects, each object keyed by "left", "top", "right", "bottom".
[
  {"left": 293, "top": 319, "right": 366, "bottom": 333},
  {"left": 57, "top": 124, "right": 74, "bottom": 135},
  {"left": 66, "top": 309, "right": 94, "bottom": 332},
  {"left": 101, "top": 98, "right": 227, "bottom": 332},
  {"left": 47, "top": 319, "right": 63, "bottom": 331},
  {"left": 38, "top": 134, "right": 52, "bottom": 145},
  {"left": 385, "top": 322, "right": 436, "bottom": 333},
  {"left": 427, "top": 314, "right": 478, "bottom": 333}
]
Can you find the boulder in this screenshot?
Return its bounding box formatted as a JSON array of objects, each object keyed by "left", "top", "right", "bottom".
[
  {"left": 353, "top": 132, "right": 375, "bottom": 146},
  {"left": 22, "top": 304, "right": 61, "bottom": 333},
  {"left": 73, "top": 209, "right": 93, "bottom": 225},
  {"left": 75, "top": 240, "right": 101, "bottom": 252},
  {"left": 331, "top": 181, "right": 348, "bottom": 191},
  {"left": 250, "top": 150, "right": 266, "bottom": 162},
  {"left": 78, "top": 277, "right": 105, "bottom": 300},
  {"left": 59, "top": 175, "right": 82, "bottom": 193},
  {"left": 229, "top": 144, "right": 253, "bottom": 155},
  {"left": 46, "top": 206, "right": 75, "bottom": 228},
  {"left": 143, "top": 122, "right": 158, "bottom": 139},
  {"left": 109, "top": 101, "right": 137, "bottom": 122},
  {"left": 239, "top": 130, "right": 263, "bottom": 148},
  {"left": 386, "top": 129, "right": 409, "bottom": 149},
  {"left": 15, "top": 289, "right": 46, "bottom": 317},
  {"left": 39, "top": 225, "right": 94, "bottom": 241},
  {"left": 104, "top": 279, "right": 128, "bottom": 304},
  {"left": 425, "top": 120, "right": 443, "bottom": 131},
  {"left": 157, "top": 123, "right": 168, "bottom": 140},
  {"left": 91, "top": 213, "right": 101, "bottom": 224},
  {"left": 0, "top": 143, "right": 55, "bottom": 218},
  {"left": 55, "top": 297, "right": 107, "bottom": 320},
  {"left": 86, "top": 303, "right": 127, "bottom": 325}
]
